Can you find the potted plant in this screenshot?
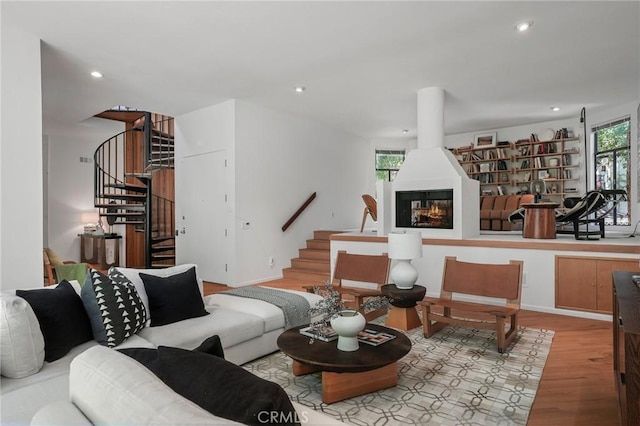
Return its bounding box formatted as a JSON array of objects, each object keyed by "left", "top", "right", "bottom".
[{"left": 307, "top": 281, "right": 390, "bottom": 351}]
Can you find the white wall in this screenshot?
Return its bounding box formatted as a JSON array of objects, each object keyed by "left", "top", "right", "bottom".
[
  {"left": 46, "top": 121, "right": 122, "bottom": 262},
  {"left": 175, "top": 100, "right": 370, "bottom": 286},
  {"left": 0, "top": 25, "right": 43, "bottom": 290},
  {"left": 174, "top": 100, "right": 235, "bottom": 282},
  {"left": 234, "top": 101, "right": 370, "bottom": 285}
]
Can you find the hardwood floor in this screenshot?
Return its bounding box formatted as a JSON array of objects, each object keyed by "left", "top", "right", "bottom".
[{"left": 203, "top": 279, "right": 620, "bottom": 426}]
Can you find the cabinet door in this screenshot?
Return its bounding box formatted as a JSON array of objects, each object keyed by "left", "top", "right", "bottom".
[
  {"left": 597, "top": 259, "right": 640, "bottom": 313},
  {"left": 556, "top": 257, "right": 598, "bottom": 311}
]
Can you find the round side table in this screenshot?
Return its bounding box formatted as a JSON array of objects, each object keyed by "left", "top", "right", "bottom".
[{"left": 380, "top": 284, "right": 426, "bottom": 330}]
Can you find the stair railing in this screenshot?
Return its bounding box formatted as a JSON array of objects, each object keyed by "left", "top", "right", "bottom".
[
  {"left": 143, "top": 112, "right": 175, "bottom": 172},
  {"left": 94, "top": 129, "right": 133, "bottom": 219},
  {"left": 282, "top": 192, "right": 317, "bottom": 232},
  {"left": 94, "top": 112, "right": 176, "bottom": 267}
]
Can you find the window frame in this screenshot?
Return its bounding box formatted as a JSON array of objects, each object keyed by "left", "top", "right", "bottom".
[
  {"left": 375, "top": 149, "right": 406, "bottom": 182},
  {"left": 591, "top": 116, "right": 631, "bottom": 226}
]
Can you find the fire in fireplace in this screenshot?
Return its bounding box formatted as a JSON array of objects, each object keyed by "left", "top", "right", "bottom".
[{"left": 396, "top": 189, "right": 454, "bottom": 229}]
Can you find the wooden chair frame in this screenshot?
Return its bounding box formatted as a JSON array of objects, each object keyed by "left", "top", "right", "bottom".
[
  {"left": 360, "top": 194, "right": 377, "bottom": 232},
  {"left": 307, "top": 250, "right": 391, "bottom": 321},
  {"left": 418, "top": 256, "right": 524, "bottom": 353},
  {"left": 43, "top": 249, "right": 96, "bottom": 286}
]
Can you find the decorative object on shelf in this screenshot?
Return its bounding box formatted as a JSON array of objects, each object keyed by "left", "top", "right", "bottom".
[
  {"left": 94, "top": 219, "right": 105, "bottom": 236},
  {"left": 473, "top": 132, "right": 497, "bottom": 148},
  {"left": 538, "top": 128, "right": 555, "bottom": 142},
  {"left": 330, "top": 309, "right": 367, "bottom": 351},
  {"left": 530, "top": 179, "right": 547, "bottom": 202},
  {"left": 388, "top": 231, "right": 423, "bottom": 289}
]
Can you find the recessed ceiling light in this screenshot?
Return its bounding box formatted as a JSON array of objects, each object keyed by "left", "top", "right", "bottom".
[
  {"left": 90, "top": 71, "right": 103, "bottom": 78},
  {"left": 550, "top": 106, "right": 560, "bottom": 112},
  {"left": 402, "top": 129, "right": 409, "bottom": 134},
  {"left": 294, "top": 86, "right": 306, "bottom": 93},
  {"left": 515, "top": 20, "right": 533, "bottom": 32}
]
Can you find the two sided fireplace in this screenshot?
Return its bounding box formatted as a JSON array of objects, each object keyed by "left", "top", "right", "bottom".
[{"left": 396, "top": 189, "right": 453, "bottom": 229}]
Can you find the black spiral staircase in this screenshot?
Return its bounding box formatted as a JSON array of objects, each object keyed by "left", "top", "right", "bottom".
[{"left": 94, "top": 112, "right": 175, "bottom": 268}]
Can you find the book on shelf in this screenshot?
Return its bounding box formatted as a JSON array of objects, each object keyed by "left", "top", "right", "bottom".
[
  {"left": 299, "top": 325, "right": 338, "bottom": 342},
  {"left": 357, "top": 328, "right": 397, "bottom": 346}
]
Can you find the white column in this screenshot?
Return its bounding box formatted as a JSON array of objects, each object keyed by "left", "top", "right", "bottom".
[
  {"left": 417, "top": 87, "right": 445, "bottom": 150},
  {"left": 1, "top": 25, "right": 43, "bottom": 290}
]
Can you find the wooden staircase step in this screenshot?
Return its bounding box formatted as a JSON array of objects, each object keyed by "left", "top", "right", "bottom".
[
  {"left": 104, "top": 183, "right": 148, "bottom": 193},
  {"left": 313, "top": 230, "right": 343, "bottom": 241},
  {"left": 151, "top": 245, "right": 175, "bottom": 253},
  {"left": 99, "top": 193, "right": 146, "bottom": 201},
  {"left": 299, "top": 248, "right": 330, "bottom": 261},
  {"left": 148, "top": 157, "right": 175, "bottom": 163},
  {"left": 290, "top": 258, "right": 329, "bottom": 273},
  {"left": 281, "top": 268, "right": 329, "bottom": 283},
  {"left": 125, "top": 172, "right": 153, "bottom": 181},
  {"left": 151, "top": 144, "right": 174, "bottom": 151},
  {"left": 95, "top": 203, "right": 145, "bottom": 210},
  {"left": 152, "top": 236, "right": 175, "bottom": 244},
  {"left": 151, "top": 254, "right": 176, "bottom": 260},
  {"left": 306, "top": 239, "right": 330, "bottom": 250},
  {"left": 100, "top": 212, "right": 145, "bottom": 218}
]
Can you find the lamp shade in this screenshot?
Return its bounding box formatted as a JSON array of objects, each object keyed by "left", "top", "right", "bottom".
[{"left": 388, "top": 231, "right": 423, "bottom": 260}]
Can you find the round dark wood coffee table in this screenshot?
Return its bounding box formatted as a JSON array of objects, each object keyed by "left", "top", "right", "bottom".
[{"left": 277, "top": 323, "right": 411, "bottom": 404}]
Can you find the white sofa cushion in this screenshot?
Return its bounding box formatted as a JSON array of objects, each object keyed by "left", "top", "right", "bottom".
[
  {"left": 0, "top": 294, "right": 45, "bottom": 379},
  {"left": 69, "top": 346, "right": 240, "bottom": 425},
  {"left": 138, "top": 305, "right": 263, "bottom": 350},
  {"left": 113, "top": 264, "right": 202, "bottom": 326}
]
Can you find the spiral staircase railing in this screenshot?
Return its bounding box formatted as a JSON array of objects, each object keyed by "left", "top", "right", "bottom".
[{"left": 93, "top": 113, "right": 175, "bottom": 267}]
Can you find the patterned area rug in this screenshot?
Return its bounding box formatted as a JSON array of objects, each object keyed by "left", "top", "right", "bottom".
[{"left": 243, "top": 321, "right": 554, "bottom": 425}]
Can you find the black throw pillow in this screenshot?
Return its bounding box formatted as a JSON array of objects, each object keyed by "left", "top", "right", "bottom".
[
  {"left": 139, "top": 267, "right": 209, "bottom": 326},
  {"left": 119, "top": 345, "right": 299, "bottom": 425},
  {"left": 193, "top": 335, "right": 225, "bottom": 359},
  {"left": 16, "top": 280, "right": 93, "bottom": 362}
]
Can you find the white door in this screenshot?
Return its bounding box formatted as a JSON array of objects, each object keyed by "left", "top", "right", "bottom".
[{"left": 176, "top": 151, "right": 228, "bottom": 283}]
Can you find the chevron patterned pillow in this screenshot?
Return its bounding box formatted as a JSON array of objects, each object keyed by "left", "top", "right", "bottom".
[{"left": 81, "top": 269, "right": 147, "bottom": 348}]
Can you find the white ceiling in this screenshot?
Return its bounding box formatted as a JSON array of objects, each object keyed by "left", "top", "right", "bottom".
[{"left": 4, "top": 1, "right": 639, "bottom": 139}]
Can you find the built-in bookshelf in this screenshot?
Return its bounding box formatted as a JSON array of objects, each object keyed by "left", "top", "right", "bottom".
[{"left": 452, "top": 128, "right": 580, "bottom": 203}]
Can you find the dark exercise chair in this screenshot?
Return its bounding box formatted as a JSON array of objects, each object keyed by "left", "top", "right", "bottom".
[{"left": 508, "top": 189, "right": 627, "bottom": 240}]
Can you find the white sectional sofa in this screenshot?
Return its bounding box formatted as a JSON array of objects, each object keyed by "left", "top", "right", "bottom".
[
  {"left": 0, "top": 264, "right": 329, "bottom": 425},
  {"left": 31, "top": 346, "right": 343, "bottom": 425}
]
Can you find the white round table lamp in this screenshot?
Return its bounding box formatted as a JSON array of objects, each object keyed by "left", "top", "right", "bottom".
[{"left": 388, "top": 231, "right": 423, "bottom": 289}]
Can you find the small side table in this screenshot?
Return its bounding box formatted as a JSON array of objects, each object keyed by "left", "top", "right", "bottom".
[
  {"left": 521, "top": 203, "right": 559, "bottom": 239},
  {"left": 79, "top": 233, "right": 122, "bottom": 270},
  {"left": 380, "top": 284, "right": 426, "bottom": 330}
]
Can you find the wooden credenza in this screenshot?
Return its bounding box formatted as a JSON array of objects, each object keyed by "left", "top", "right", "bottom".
[
  {"left": 556, "top": 256, "right": 640, "bottom": 314},
  {"left": 613, "top": 271, "right": 640, "bottom": 426}
]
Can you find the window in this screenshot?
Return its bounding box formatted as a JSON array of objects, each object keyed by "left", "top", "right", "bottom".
[
  {"left": 375, "top": 149, "right": 405, "bottom": 182},
  {"left": 592, "top": 117, "right": 631, "bottom": 225}
]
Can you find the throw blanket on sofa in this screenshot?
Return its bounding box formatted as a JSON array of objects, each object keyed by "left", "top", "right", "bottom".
[{"left": 222, "top": 287, "right": 310, "bottom": 330}]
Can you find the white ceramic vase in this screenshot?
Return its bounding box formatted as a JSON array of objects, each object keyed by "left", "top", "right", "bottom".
[{"left": 330, "top": 310, "right": 366, "bottom": 351}]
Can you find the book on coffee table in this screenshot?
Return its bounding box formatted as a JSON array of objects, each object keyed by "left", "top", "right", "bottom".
[
  {"left": 299, "top": 325, "right": 338, "bottom": 342},
  {"left": 357, "top": 328, "right": 397, "bottom": 346}
]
